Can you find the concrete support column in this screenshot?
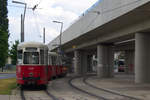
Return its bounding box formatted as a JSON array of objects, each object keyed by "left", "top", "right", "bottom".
[
  {"left": 97, "top": 45, "right": 104, "bottom": 77},
  {"left": 125, "top": 50, "right": 135, "bottom": 74},
  {"left": 135, "top": 33, "right": 150, "bottom": 83},
  {"left": 81, "top": 52, "right": 88, "bottom": 75},
  {"left": 107, "top": 46, "right": 114, "bottom": 77},
  {"left": 74, "top": 50, "right": 88, "bottom": 75},
  {"left": 97, "top": 45, "right": 114, "bottom": 78},
  {"left": 68, "top": 57, "right": 73, "bottom": 73},
  {"left": 87, "top": 55, "right": 93, "bottom": 72},
  {"left": 74, "top": 50, "right": 82, "bottom": 75}
]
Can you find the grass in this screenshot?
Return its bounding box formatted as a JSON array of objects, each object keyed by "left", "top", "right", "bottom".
[{"left": 0, "top": 78, "right": 17, "bottom": 95}]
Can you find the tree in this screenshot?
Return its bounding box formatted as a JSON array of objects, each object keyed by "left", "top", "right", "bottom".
[
  {"left": 0, "top": 29, "right": 8, "bottom": 71},
  {"left": 10, "top": 40, "right": 19, "bottom": 65},
  {"left": 0, "top": 0, "right": 8, "bottom": 32},
  {"left": 0, "top": 0, "right": 9, "bottom": 71}
]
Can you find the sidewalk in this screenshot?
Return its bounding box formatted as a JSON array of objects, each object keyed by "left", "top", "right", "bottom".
[
  {"left": 0, "top": 95, "right": 21, "bottom": 100},
  {"left": 0, "top": 95, "right": 9, "bottom": 100},
  {"left": 87, "top": 73, "right": 150, "bottom": 100},
  {"left": 0, "top": 72, "right": 15, "bottom": 74}
]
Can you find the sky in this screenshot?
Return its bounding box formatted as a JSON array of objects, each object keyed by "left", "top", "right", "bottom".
[{"left": 8, "top": 0, "right": 99, "bottom": 45}]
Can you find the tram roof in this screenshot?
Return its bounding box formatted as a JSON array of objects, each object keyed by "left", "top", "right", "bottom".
[{"left": 17, "top": 42, "right": 48, "bottom": 50}]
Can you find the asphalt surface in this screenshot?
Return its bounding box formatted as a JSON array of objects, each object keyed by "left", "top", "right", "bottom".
[{"left": 0, "top": 73, "right": 16, "bottom": 79}]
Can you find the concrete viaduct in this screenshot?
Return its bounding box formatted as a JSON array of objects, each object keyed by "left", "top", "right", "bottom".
[{"left": 48, "top": 0, "right": 150, "bottom": 83}]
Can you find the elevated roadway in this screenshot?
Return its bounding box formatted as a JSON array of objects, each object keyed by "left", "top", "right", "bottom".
[
  {"left": 48, "top": 0, "right": 150, "bottom": 83},
  {"left": 48, "top": 0, "right": 150, "bottom": 52}
]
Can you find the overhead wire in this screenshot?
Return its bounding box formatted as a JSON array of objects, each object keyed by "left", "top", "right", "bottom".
[
  {"left": 32, "top": 0, "right": 45, "bottom": 42},
  {"left": 10, "top": 0, "right": 44, "bottom": 42},
  {"left": 32, "top": 0, "right": 43, "bottom": 11},
  {"left": 32, "top": 11, "right": 42, "bottom": 40},
  {"left": 37, "top": 0, "right": 43, "bottom": 6}
]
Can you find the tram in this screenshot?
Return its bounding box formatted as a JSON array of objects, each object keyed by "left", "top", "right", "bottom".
[
  {"left": 16, "top": 42, "right": 49, "bottom": 86},
  {"left": 48, "top": 52, "right": 67, "bottom": 79},
  {"left": 16, "top": 42, "right": 68, "bottom": 87}
]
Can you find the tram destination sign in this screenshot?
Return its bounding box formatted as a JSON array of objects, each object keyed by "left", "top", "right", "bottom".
[{"left": 26, "top": 47, "right": 37, "bottom": 51}]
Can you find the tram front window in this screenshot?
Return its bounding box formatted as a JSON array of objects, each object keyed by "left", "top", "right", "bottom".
[
  {"left": 24, "top": 52, "right": 39, "bottom": 64},
  {"left": 17, "top": 50, "right": 23, "bottom": 64}
]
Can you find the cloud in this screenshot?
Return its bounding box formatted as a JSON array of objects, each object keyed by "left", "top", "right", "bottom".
[
  {"left": 9, "top": 16, "right": 20, "bottom": 43},
  {"left": 51, "top": 0, "right": 98, "bottom": 14},
  {"left": 8, "top": 0, "right": 98, "bottom": 44}
]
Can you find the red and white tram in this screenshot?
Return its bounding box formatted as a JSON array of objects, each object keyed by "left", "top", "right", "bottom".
[
  {"left": 48, "top": 52, "right": 67, "bottom": 78},
  {"left": 16, "top": 42, "right": 49, "bottom": 86},
  {"left": 16, "top": 42, "right": 68, "bottom": 87}
]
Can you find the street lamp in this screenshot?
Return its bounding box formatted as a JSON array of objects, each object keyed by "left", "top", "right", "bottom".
[
  {"left": 53, "top": 20, "right": 63, "bottom": 54},
  {"left": 12, "top": 0, "right": 27, "bottom": 42}
]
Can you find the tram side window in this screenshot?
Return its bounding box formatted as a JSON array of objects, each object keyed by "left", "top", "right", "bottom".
[
  {"left": 49, "top": 55, "right": 52, "bottom": 65},
  {"left": 17, "top": 50, "right": 23, "bottom": 64},
  {"left": 45, "top": 50, "right": 48, "bottom": 65},
  {"left": 51, "top": 56, "right": 56, "bottom": 66},
  {"left": 51, "top": 56, "right": 54, "bottom": 65},
  {"left": 40, "top": 50, "right": 44, "bottom": 64},
  {"left": 24, "top": 52, "right": 39, "bottom": 64},
  {"left": 54, "top": 56, "right": 57, "bottom": 65}
]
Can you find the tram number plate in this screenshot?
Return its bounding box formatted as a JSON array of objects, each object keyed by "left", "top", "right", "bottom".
[{"left": 28, "top": 81, "right": 35, "bottom": 85}]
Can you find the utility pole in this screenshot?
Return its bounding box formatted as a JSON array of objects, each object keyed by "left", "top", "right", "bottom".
[
  {"left": 52, "top": 21, "right": 63, "bottom": 54},
  {"left": 21, "top": 14, "right": 24, "bottom": 42},
  {"left": 21, "top": 14, "right": 22, "bottom": 42},
  {"left": 43, "top": 27, "right": 45, "bottom": 44},
  {"left": 12, "top": 1, "right": 27, "bottom": 42}
]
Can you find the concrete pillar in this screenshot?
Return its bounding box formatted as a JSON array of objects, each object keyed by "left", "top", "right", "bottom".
[
  {"left": 135, "top": 33, "right": 150, "bottom": 83},
  {"left": 87, "top": 55, "right": 93, "bottom": 72},
  {"left": 97, "top": 45, "right": 105, "bottom": 77},
  {"left": 74, "top": 50, "right": 88, "bottom": 75},
  {"left": 74, "top": 50, "right": 82, "bottom": 75},
  {"left": 107, "top": 46, "right": 114, "bottom": 77},
  {"left": 81, "top": 52, "right": 88, "bottom": 75},
  {"left": 125, "top": 50, "right": 135, "bottom": 74},
  {"left": 68, "top": 57, "right": 73, "bottom": 73},
  {"left": 97, "top": 45, "right": 114, "bottom": 78}
]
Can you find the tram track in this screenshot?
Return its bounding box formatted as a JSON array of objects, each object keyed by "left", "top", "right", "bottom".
[
  {"left": 83, "top": 76, "right": 140, "bottom": 100},
  {"left": 69, "top": 76, "right": 107, "bottom": 100},
  {"left": 20, "top": 89, "right": 25, "bottom": 100},
  {"left": 20, "top": 88, "right": 58, "bottom": 100},
  {"left": 45, "top": 90, "right": 58, "bottom": 100},
  {"left": 69, "top": 75, "right": 141, "bottom": 100}
]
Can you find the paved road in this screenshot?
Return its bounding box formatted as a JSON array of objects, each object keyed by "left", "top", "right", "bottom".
[{"left": 0, "top": 73, "right": 16, "bottom": 79}]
